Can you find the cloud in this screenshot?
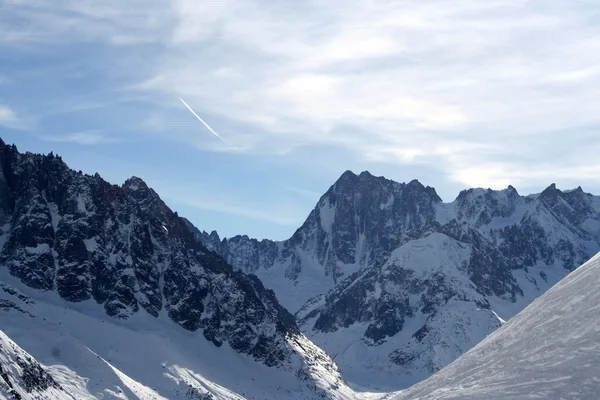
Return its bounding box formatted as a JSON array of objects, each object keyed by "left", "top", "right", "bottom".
[
  {"left": 4, "top": 0, "right": 600, "bottom": 191},
  {"left": 0, "top": 106, "right": 16, "bottom": 122},
  {"left": 0, "top": 0, "right": 171, "bottom": 46},
  {"left": 0, "top": 105, "right": 25, "bottom": 130},
  {"left": 134, "top": 0, "right": 600, "bottom": 161},
  {"left": 39, "top": 131, "right": 117, "bottom": 145}
]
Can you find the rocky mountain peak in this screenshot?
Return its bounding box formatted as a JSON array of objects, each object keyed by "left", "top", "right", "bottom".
[
  {"left": 122, "top": 175, "right": 148, "bottom": 191},
  {"left": 534, "top": 182, "right": 596, "bottom": 224},
  {"left": 506, "top": 184, "right": 519, "bottom": 196},
  {"left": 329, "top": 171, "right": 441, "bottom": 204},
  {"left": 407, "top": 178, "right": 423, "bottom": 187},
  {"left": 332, "top": 170, "right": 358, "bottom": 189},
  {"left": 122, "top": 176, "right": 155, "bottom": 201},
  {"left": 452, "top": 186, "right": 526, "bottom": 227},
  {"left": 538, "top": 182, "right": 560, "bottom": 202},
  {"left": 122, "top": 175, "right": 172, "bottom": 221},
  {"left": 0, "top": 139, "right": 325, "bottom": 373}
]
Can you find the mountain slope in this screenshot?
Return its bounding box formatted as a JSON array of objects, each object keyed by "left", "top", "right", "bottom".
[
  {"left": 0, "top": 328, "right": 73, "bottom": 400},
  {"left": 296, "top": 232, "right": 504, "bottom": 389},
  {"left": 1, "top": 275, "right": 377, "bottom": 400},
  {"left": 195, "top": 171, "right": 443, "bottom": 312},
  {"left": 0, "top": 140, "right": 297, "bottom": 367},
  {"left": 199, "top": 171, "right": 600, "bottom": 390},
  {"left": 0, "top": 139, "right": 372, "bottom": 399},
  {"left": 395, "top": 251, "right": 600, "bottom": 400}
]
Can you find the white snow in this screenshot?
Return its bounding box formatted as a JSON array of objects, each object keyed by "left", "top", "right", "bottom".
[
  {"left": 485, "top": 201, "right": 528, "bottom": 230},
  {"left": 209, "top": 182, "right": 600, "bottom": 394},
  {"left": 380, "top": 194, "right": 394, "bottom": 210},
  {"left": 319, "top": 199, "right": 336, "bottom": 234},
  {"left": 395, "top": 252, "right": 600, "bottom": 400},
  {"left": 0, "top": 224, "right": 10, "bottom": 255},
  {"left": 257, "top": 249, "right": 338, "bottom": 313},
  {"left": 0, "top": 269, "right": 386, "bottom": 400},
  {"left": 83, "top": 238, "right": 99, "bottom": 252},
  {"left": 26, "top": 243, "right": 51, "bottom": 254},
  {"left": 385, "top": 232, "right": 472, "bottom": 280},
  {"left": 434, "top": 203, "right": 456, "bottom": 225},
  {"left": 77, "top": 195, "right": 88, "bottom": 214},
  {"left": 48, "top": 202, "right": 61, "bottom": 233},
  {"left": 303, "top": 233, "right": 500, "bottom": 391},
  {"left": 0, "top": 330, "right": 75, "bottom": 400}
]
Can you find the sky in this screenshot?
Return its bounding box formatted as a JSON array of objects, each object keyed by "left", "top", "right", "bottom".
[{"left": 2, "top": 0, "right": 600, "bottom": 240}]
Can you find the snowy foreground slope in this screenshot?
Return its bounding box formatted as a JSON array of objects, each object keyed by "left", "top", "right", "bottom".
[
  {"left": 198, "top": 171, "right": 600, "bottom": 390},
  {"left": 0, "top": 329, "right": 74, "bottom": 400},
  {"left": 394, "top": 252, "right": 600, "bottom": 400},
  {"left": 0, "top": 273, "right": 386, "bottom": 399}
]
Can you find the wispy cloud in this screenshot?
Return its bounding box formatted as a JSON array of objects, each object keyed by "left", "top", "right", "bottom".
[
  {"left": 0, "top": 105, "right": 16, "bottom": 122},
  {"left": 0, "top": 105, "right": 25, "bottom": 130},
  {"left": 4, "top": 0, "right": 600, "bottom": 191},
  {"left": 38, "top": 131, "right": 119, "bottom": 145},
  {"left": 0, "top": 0, "right": 170, "bottom": 46}
]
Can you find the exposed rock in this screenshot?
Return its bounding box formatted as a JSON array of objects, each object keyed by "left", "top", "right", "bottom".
[
  {"left": 0, "top": 139, "right": 300, "bottom": 370},
  {"left": 200, "top": 170, "right": 600, "bottom": 389}
]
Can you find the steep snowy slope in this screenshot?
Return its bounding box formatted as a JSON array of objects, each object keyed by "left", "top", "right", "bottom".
[
  {"left": 395, "top": 251, "right": 600, "bottom": 400},
  {"left": 199, "top": 171, "right": 600, "bottom": 390},
  {"left": 297, "top": 233, "right": 503, "bottom": 389},
  {"left": 1, "top": 275, "right": 380, "bottom": 400},
  {"left": 195, "top": 171, "right": 442, "bottom": 312},
  {"left": 0, "top": 329, "right": 74, "bottom": 400},
  {"left": 0, "top": 138, "right": 377, "bottom": 399}
]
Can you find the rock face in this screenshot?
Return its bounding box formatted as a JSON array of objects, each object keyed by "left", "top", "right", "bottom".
[
  {"left": 0, "top": 138, "right": 350, "bottom": 396},
  {"left": 200, "top": 171, "right": 600, "bottom": 389},
  {"left": 193, "top": 171, "right": 444, "bottom": 312}
]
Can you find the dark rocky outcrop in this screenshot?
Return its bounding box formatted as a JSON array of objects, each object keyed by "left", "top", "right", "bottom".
[{"left": 0, "top": 139, "right": 299, "bottom": 368}]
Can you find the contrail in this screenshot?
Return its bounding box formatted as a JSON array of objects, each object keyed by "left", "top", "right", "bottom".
[{"left": 180, "top": 98, "right": 227, "bottom": 143}]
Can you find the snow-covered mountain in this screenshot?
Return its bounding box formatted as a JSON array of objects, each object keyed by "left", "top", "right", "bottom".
[
  {"left": 3, "top": 136, "right": 597, "bottom": 397},
  {"left": 192, "top": 171, "right": 443, "bottom": 312},
  {"left": 0, "top": 139, "right": 378, "bottom": 399},
  {"left": 394, "top": 251, "right": 600, "bottom": 399},
  {"left": 198, "top": 171, "right": 600, "bottom": 390}
]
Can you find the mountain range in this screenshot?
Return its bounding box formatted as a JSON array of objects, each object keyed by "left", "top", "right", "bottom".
[
  {"left": 1, "top": 137, "right": 600, "bottom": 398},
  {"left": 195, "top": 170, "right": 600, "bottom": 389}
]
